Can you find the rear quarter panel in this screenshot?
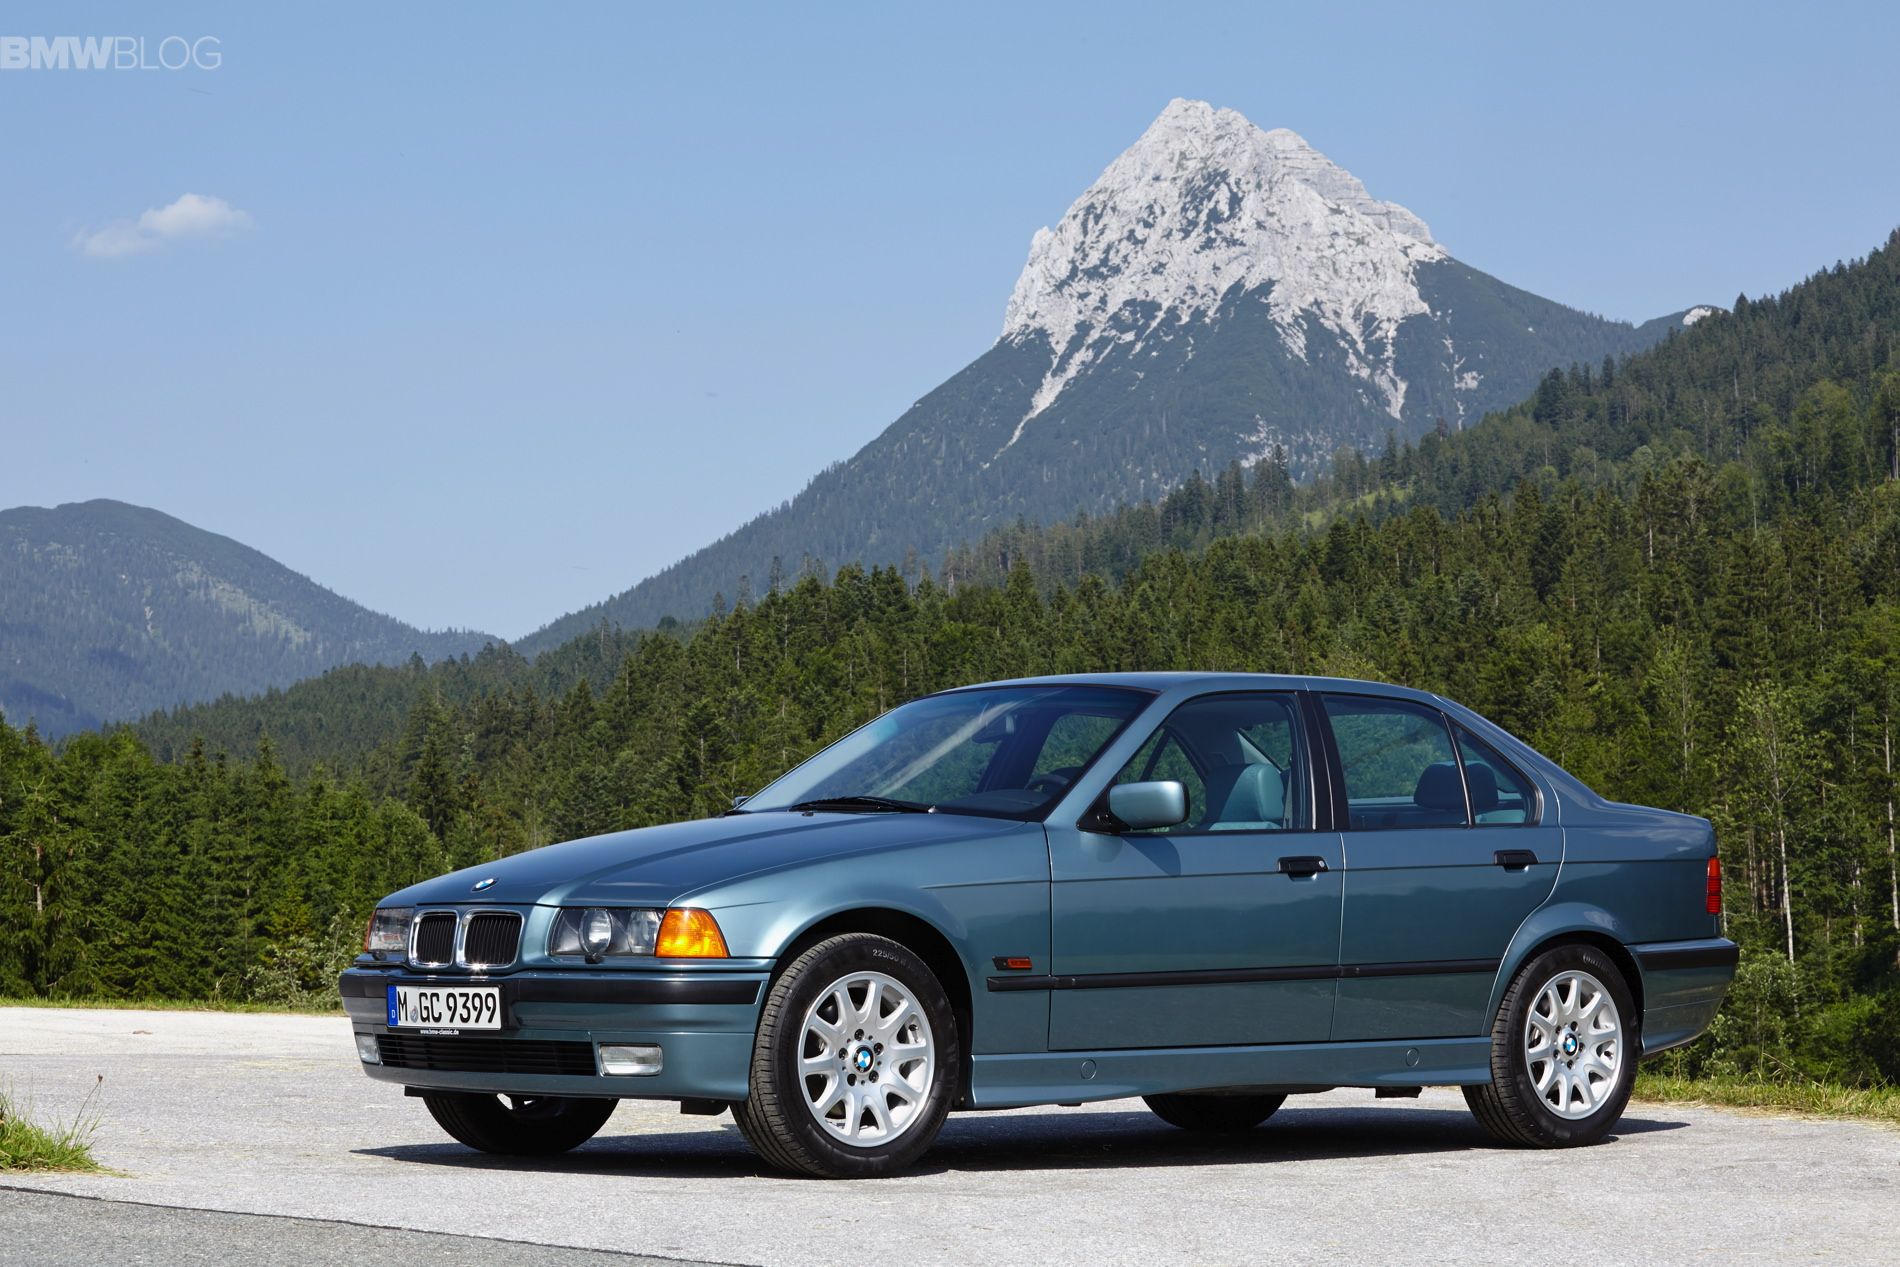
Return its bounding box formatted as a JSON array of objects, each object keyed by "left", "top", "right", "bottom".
[{"left": 1492, "top": 807, "right": 1723, "bottom": 1027}]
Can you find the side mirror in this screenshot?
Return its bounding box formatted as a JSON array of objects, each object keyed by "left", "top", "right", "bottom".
[
  {"left": 1106, "top": 781, "right": 1187, "bottom": 831},
  {"left": 731, "top": 795, "right": 750, "bottom": 809}
]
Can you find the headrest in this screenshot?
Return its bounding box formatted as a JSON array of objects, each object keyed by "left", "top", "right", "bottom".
[
  {"left": 1413, "top": 761, "right": 1466, "bottom": 812},
  {"left": 1203, "top": 761, "right": 1285, "bottom": 826}
]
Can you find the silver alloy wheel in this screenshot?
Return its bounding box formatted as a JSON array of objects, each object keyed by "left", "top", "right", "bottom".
[
  {"left": 1524, "top": 968, "right": 1623, "bottom": 1120},
  {"left": 797, "top": 969, "right": 936, "bottom": 1147}
]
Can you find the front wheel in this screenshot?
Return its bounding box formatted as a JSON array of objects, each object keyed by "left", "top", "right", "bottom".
[
  {"left": 1464, "top": 944, "right": 1636, "bottom": 1147},
  {"left": 733, "top": 933, "right": 960, "bottom": 1178},
  {"left": 422, "top": 1092, "right": 617, "bottom": 1155},
  {"left": 1144, "top": 1092, "right": 1286, "bottom": 1133}
]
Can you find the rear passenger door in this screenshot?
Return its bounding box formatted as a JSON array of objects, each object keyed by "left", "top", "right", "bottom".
[{"left": 1318, "top": 693, "right": 1560, "bottom": 1041}]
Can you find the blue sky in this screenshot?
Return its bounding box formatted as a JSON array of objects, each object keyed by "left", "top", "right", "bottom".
[{"left": 5, "top": 2, "right": 1897, "bottom": 640}]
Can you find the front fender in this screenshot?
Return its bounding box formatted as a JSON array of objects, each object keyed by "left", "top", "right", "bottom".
[
  {"left": 675, "top": 822, "right": 1054, "bottom": 1055},
  {"left": 753, "top": 884, "right": 982, "bottom": 968}
]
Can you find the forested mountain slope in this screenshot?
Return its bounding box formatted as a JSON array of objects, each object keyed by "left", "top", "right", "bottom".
[
  {"left": 133, "top": 627, "right": 638, "bottom": 777},
  {"left": 0, "top": 500, "right": 493, "bottom": 735},
  {"left": 940, "top": 228, "right": 1900, "bottom": 592}
]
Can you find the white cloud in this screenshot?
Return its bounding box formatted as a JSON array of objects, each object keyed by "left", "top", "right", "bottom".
[{"left": 75, "top": 193, "right": 254, "bottom": 259}]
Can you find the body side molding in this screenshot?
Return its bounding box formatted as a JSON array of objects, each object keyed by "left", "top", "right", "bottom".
[{"left": 985, "top": 958, "right": 1501, "bottom": 993}]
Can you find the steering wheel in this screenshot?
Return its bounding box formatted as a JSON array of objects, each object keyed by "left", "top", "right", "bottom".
[{"left": 1025, "top": 770, "right": 1075, "bottom": 796}]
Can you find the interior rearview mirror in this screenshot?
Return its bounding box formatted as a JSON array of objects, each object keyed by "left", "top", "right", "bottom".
[
  {"left": 1106, "top": 780, "right": 1187, "bottom": 831},
  {"left": 972, "top": 711, "right": 1018, "bottom": 744}
]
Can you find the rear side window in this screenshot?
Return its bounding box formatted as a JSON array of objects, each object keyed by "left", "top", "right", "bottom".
[
  {"left": 1455, "top": 726, "right": 1536, "bottom": 825},
  {"left": 1321, "top": 695, "right": 1467, "bottom": 830}
]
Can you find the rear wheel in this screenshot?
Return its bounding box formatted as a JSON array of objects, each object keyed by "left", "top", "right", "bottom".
[
  {"left": 733, "top": 933, "right": 959, "bottom": 1178},
  {"left": 422, "top": 1092, "right": 617, "bottom": 1155},
  {"left": 1464, "top": 944, "right": 1636, "bottom": 1148},
  {"left": 1144, "top": 1092, "right": 1286, "bottom": 1133}
]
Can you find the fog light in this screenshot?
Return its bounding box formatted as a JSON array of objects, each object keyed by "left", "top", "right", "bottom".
[
  {"left": 598, "top": 1043, "right": 663, "bottom": 1076},
  {"left": 355, "top": 1033, "right": 381, "bottom": 1064}
]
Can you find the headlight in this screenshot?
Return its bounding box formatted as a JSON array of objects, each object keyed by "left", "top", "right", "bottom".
[
  {"left": 549, "top": 907, "right": 662, "bottom": 960},
  {"left": 580, "top": 908, "right": 615, "bottom": 958},
  {"left": 363, "top": 907, "right": 412, "bottom": 958}
]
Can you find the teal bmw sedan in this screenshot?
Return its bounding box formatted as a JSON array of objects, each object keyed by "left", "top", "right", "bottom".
[{"left": 340, "top": 673, "right": 1736, "bottom": 1178}]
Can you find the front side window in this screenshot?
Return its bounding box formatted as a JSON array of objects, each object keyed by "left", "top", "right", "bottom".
[
  {"left": 1322, "top": 695, "right": 1467, "bottom": 830},
  {"left": 1112, "top": 693, "right": 1309, "bottom": 833},
  {"left": 744, "top": 686, "right": 1150, "bottom": 821}
]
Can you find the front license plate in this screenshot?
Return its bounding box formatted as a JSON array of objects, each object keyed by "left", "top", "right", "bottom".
[{"left": 387, "top": 984, "right": 502, "bottom": 1032}]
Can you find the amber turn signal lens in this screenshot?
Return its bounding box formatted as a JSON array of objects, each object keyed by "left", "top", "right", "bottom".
[{"left": 656, "top": 908, "right": 730, "bottom": 958}]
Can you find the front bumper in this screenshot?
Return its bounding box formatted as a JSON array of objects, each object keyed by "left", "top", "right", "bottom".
[{"left": 339, "top": 965, "right": 768, "bottom": 1100}]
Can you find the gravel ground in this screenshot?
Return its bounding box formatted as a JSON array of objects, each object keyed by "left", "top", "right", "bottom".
[{"left": 2, "top": 1007, "right": 1896, "bottom": 1266}]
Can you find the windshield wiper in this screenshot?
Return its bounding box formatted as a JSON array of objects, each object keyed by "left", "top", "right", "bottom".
[{"left": 786, "top": 795, "right": 932, "bottom": 814}]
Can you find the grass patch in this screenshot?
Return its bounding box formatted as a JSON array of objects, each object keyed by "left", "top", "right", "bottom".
[
  {"left": 1637, "top": 1073, "right": 1900, "bottom": 1127},
  {"left": 0, "top": 1079, "right": 104, "bottom": 1173},
  {"left": 0, "top": 995, "right": 342, "bottom": 1016}
]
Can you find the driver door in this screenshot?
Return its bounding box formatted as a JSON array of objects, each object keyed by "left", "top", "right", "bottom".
[{"left": 1045, "top": 692, "right": 1343, "bottom": 1051}]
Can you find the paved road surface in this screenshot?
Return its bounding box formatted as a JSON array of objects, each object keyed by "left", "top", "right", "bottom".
[{"left": 2, "top": 1007, "right": 1896, "bottom": 1266}]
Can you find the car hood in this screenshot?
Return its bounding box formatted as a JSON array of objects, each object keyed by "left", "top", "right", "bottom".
[{"left": 384, "top": 810, "right": 1032, "bottom": 908}]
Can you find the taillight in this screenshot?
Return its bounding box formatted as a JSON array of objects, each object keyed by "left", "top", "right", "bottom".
[{"left": 1705, "top": 856, "right": 1722, "bottom": 915}]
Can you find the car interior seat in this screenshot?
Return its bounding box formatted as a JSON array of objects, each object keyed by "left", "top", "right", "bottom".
[
  {"left": 1412, "top": 761, "right": 1470, "bottom": 825},
  {"left": 1200, "top": 761, "right": 1286, "bottom": 831}
]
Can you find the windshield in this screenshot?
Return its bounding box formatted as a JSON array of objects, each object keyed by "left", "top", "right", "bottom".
[{"left": 743, "top": 685, "right": 1152, "bottom": 820}]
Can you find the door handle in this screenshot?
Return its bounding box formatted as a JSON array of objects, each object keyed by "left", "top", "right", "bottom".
[
  {"left": 1494, "top": 849, "right": 1539, "bottom": 871},
  {"left": 1278, "top": 855, "right": 1329, "bottom": 879}
]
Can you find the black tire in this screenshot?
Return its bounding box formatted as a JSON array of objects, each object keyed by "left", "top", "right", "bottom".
[
  {"left": 732, "top": 933, "right": 960, "bottom": 1178},
  {"left": 1464, "top": 943, "right": 1638, "bottom": 1148},
  {"left": 422, "top": 1092, "right": 616, "bottom": 1155},
  {"left": 1143, "top": 1093, "right": 1286, "bottom": 1133}
]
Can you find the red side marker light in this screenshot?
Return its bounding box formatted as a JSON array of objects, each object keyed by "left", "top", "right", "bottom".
[
  {"left": 1706, "top": 856, "right": 1723, "bottom": 916},
  {"left": 996, "top": 957, "right": 1034, "bottom": 971}
]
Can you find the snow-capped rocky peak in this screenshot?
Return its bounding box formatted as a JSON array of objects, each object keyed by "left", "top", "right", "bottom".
[{"left": 1000, "top": 98, "right": 1445, "bottom": 434}]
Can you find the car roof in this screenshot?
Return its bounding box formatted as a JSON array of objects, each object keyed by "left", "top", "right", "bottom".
[{"left": 941, "top": 671, "right": 1445, "bottom": 707}]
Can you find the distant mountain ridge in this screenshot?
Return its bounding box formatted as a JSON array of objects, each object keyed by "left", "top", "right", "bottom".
[
  {"left": 520, "top": 99, "right": 1699, "bottom": 650},
  {"left": 129, "top": 226, "right": 1900, "bottom": 780},
  {"left": 0, "top": 499, "right": 494, "bottom": 735}
]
